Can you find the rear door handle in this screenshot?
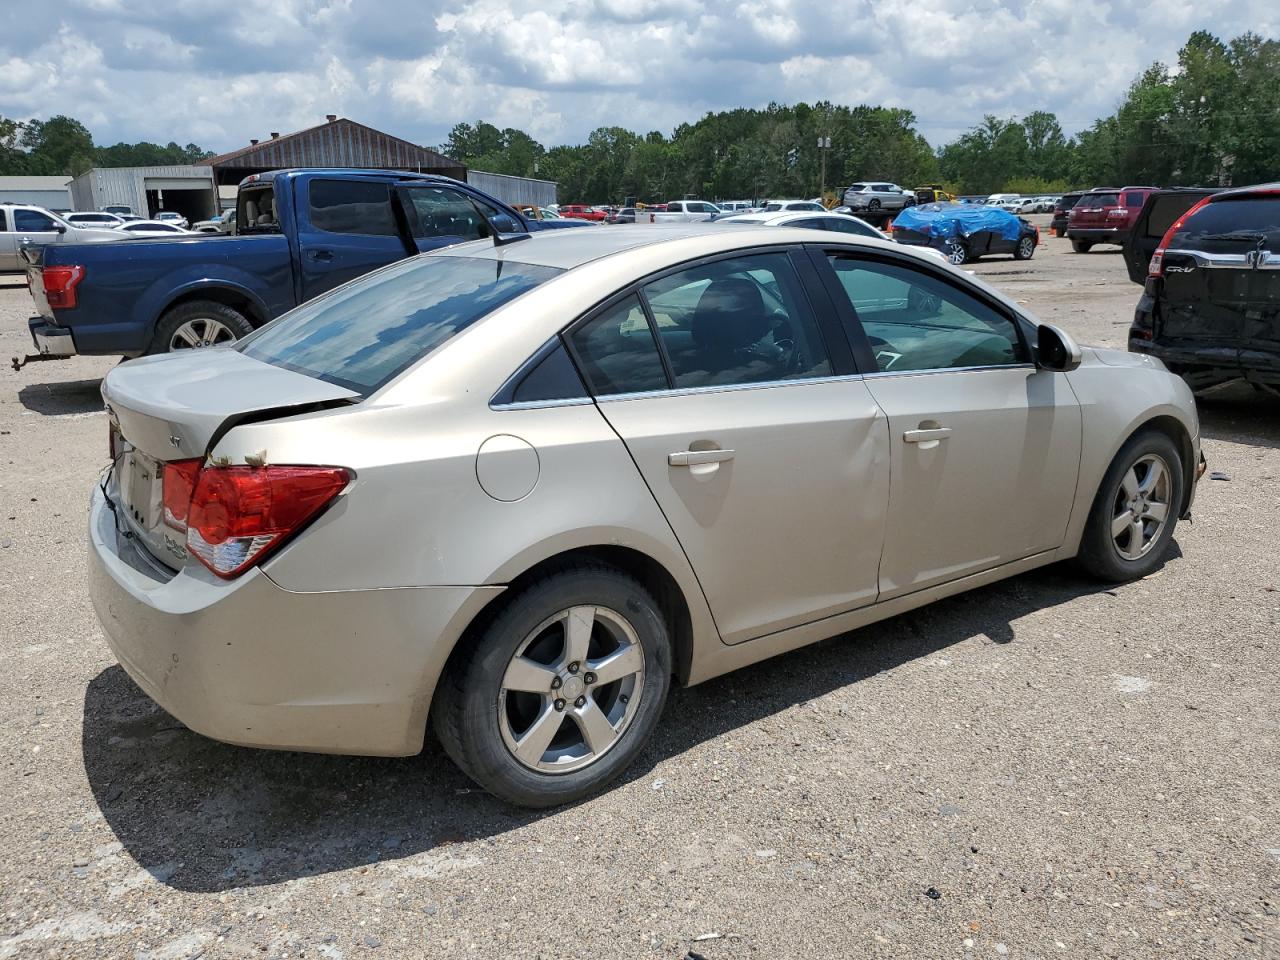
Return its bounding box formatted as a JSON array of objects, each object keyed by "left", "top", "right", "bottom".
[
  {"left": 903, "top": 428, "right": 952, "bottom": 443},
  {"left": 669, "top": 449, "right": 735, "bottom": 466}
]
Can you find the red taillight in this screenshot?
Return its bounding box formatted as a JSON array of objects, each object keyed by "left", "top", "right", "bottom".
[
  {"left": 185, "top": 465, "right": 351, "bottom": 578},
  {"left": 1149, "top": 196, "right": 1213, "bottom": 278},
  {"left": 162, "top": 459, "right": 203, "bottom": 531},
  {"left": 42, "top": 265, "right": 85, "bottom": 309}
]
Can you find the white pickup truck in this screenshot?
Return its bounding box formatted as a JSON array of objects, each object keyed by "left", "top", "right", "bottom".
[{"left": 644, "top": 200, "right": 721, "bottom": 222}]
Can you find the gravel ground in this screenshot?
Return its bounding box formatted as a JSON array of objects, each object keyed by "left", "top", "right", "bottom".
[{"left": 1, "top": 224, "right": 1277, "bottom": 959}]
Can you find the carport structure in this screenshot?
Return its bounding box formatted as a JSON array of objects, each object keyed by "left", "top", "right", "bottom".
[{"left": 208, "top": 116, "right": 466, "bottom": 186}]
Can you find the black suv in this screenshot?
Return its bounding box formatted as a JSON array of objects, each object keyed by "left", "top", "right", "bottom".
[
  {"left": 1127, "top": 184, "right": 1279, "bottom": 392},
  {"left": 1050, "top": 193, "right": 1082, "bottom": 237}
]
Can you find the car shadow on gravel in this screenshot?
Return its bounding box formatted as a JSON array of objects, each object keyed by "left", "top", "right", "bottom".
[
  {"left": 1197, "top": 386, "right": 1280, "bottom": 450},
  {"left": 81, "top": 559, "right": 1168, "bottom": 893},
  {"left": 17, "top": 379, "right": 104, "bottom": 416}
]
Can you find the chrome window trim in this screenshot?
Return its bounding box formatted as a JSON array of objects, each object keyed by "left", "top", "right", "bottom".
[
  {"left": 491, "top": 396, "right": 594, "bottom": 411},
  {"left": 861, "top": 362, "right": 1037, "bottom": 380},
  {"left": 593, "top": 371, "right": 867, "bottom": 404}
]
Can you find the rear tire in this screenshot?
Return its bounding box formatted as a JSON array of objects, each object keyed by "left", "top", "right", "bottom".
[
  {"left": 1071, "top": 239, "right": 1094, "bottom": 254},
  {"left": 1076, "top": 430, "right": 1183, "bottom": 582},
  {"left": 148, "top": 300, "right": 253, "bottom": 355},
  {"left": 944, "top": 239, "right": 969, "bottom": 265},
  {"left": 432, "top": 563, "right": 672, "bottom": 808},
  {"left": 868, "top": 198, "right": 882, "bottom": 211}
]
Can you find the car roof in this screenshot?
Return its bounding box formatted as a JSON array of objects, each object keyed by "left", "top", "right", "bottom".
[{"left": 1211, "top": 182, "right": 1280, "bottom": 201}]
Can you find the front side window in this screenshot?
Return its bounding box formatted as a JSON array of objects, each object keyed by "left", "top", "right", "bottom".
[
  {"left": 404, "top": 187, "right": 491, "bottom": 241},
  {"left": 309, "top": 179, "right": 398, "bottom": 236},
  {"left": 239, "top": 255, "right": 561, "bottom": 395},
  {"left": 826, "top": 255, "right": 1027, "bottom": 373},
  {"left": 643, "top": 253, "right": 832, "bottom": 388},
  {"left": 14, "top": 209, "right": 55, "bottom": 231},
  {"left": 568, "top": 295, "right": 669, "bottom": 396}
]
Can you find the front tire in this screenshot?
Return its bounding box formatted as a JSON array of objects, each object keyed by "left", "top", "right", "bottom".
[
  {"left": 1076, "top": 430, "right": 1183, "bottom": 582},
  {"left": 432, "top": 563, "right": 672, "bottom": 807},
  {"left": 1014, "top": 235, "right": 1036, "bottom": 260},
  {"left": 148, "top": 300, "right": 253, "bottom": 355}
]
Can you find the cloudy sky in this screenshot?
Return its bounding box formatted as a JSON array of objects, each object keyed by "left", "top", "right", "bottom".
[{"left": 1, "top": 0, "right": 1275, "bottom": 154}]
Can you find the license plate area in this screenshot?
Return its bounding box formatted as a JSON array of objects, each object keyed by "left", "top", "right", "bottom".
[{"left": 117, "top": 441, "right": 163, "bottom": 534}]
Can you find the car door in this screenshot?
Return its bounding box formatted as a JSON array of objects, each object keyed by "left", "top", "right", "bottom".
[
  {"left": 0, "top": 209, "right": 16, "bottom": 271},
  {"left": 11, "top": 208, "right": 62, "bottom": 266},
  {"left": 565, "top": 249, "right": 890, "bottom": 645},
  {"left": 297, "top": 178, "right": 413, "bottom": 301},
  {"left": 817, "top": 250, "right": 1081, "bottom": 598}
]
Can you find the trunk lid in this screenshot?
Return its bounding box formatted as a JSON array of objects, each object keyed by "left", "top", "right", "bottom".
[
  {"left": 1156, "top": 194, "right": 1280, "bottom": 365},
  {"left": 1070, "top": 192, "right": 1118, "bottom": 229},
  {"left": 103, "top": 348, "right": 358, "bottom": 569}
]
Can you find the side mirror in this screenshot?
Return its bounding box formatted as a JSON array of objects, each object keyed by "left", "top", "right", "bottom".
[
  {"left": 55, "top": 225, "right": 66, "bottom": 234},
  {"left": 1036, "top": 323, "right": 1082, "bottom": 372},
  {"left": 489, "top": 213, "right": 520, "bottom": 234}
]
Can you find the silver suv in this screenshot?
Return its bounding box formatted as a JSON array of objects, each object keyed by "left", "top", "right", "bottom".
[{"left": 843, "top": 182, "right": 913, "bottom": 212}]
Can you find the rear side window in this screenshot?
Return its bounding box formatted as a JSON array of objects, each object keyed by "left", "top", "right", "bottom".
[
  {"left": 1122, "top": 191, "right": 1146, "bottom": 208},
  {"left": 825, "top": 217, "right": 880, "bottom": 237},
  {"left": 239, "top": 255, "right": 562, "bottom": 395},
  {"left": 1171, "top": 197, "right": 1280, "bottom": 254},
  {"left": 643, "top": 253, "right": 832, "bottom": 388},
  {"left": 309, "top": 180, "right": 398, "bottom": 236},
  {"left": 0, "top": 210, "right": 6, "bottom": 230},
  {"left": 569, "top": 295, "right": 669, "bottom": 396}
]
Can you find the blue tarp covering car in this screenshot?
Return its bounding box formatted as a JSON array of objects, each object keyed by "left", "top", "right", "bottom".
[
  {"left": 892, "top": 202, "right": 1024, "bottom": 241},
  {"left": 891, "top": 202, "right": 1039, "bottom": 264}
]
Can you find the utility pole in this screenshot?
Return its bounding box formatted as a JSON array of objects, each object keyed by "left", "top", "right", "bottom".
[{"left": 818, "top": 135, "right": 831, "bottom": 200}]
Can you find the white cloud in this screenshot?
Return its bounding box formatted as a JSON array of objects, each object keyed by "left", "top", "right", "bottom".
[{"left": 0, "top": 0, "right": 1276, "bottom": 152}]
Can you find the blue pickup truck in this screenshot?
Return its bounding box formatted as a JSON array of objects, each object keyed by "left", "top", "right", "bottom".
[{"left": 20, "top": 169, "right": 588, "bottom": 364}]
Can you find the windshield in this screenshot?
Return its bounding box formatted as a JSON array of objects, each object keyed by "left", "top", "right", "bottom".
[{"left": 238, "top": 255, "right": 563, "bottom": 395}]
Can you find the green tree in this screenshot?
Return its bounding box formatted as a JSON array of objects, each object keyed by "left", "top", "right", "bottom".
[{"left": 22, "top": 115, "right": 94, "bottom": 175}]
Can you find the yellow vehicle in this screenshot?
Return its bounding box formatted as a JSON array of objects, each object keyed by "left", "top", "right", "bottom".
[{"left": 915, "top": 186, "right": 956, "bottom": 204}]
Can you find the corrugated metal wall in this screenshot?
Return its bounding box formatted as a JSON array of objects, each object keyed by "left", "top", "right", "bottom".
[
  {"left": 67, "top": 166, "right": 216, "bottom": 214},
  {"left": 0, "top": 189, "right": 71, "bottom": 208},
  {"left": 466, "top": 171, "right": 557, "bottom": 207}
]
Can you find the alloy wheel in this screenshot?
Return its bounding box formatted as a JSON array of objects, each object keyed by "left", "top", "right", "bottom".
[
  {"left": 169, "top": 317, "right": 238, "bottom": 350},
  {"left": 946, "top": 241, "right": 967, "bottom": 265},
  {"left": 1018, "top": 237, "right": 1035, "bottom": 258},
  {"left": 497, "top": 605, "right": 646, "bottom": 774},
  {"left": 1111, "top": 454, "right": 1172, "bottom": 560}
]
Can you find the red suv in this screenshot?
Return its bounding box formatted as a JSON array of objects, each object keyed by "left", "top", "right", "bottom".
[{"left": 1067, "top": 186, "right": 1157, "bottom": 253}]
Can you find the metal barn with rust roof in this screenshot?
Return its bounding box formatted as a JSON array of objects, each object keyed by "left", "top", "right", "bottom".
[{"left": 208, "top": 116, "right": 467, "bottom": 186}]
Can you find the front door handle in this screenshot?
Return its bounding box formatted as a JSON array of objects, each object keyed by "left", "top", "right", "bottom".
[
  {"left": 308, "top": 249, "right": 334, "bottom": 262},
  {"left": 903, "top": 427, "right": 952, "bottom": 443},
  {"left": 669, "top": 449, "right": 735, "bottom": 466}
]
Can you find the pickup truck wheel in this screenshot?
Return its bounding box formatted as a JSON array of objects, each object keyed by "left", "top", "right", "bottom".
[{"left": 150, "top": 301, "right": 253, "bottom": 355}]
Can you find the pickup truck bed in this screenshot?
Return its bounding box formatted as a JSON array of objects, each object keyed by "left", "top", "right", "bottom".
[{"left": 20, "top": 168, "right": 585, "bottom": 365}]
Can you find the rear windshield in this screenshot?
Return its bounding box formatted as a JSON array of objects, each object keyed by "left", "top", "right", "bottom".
[
  {"left": 1078, "top": 193, "right": 1118, "bottom": 208},
  {"left": 238, "top": 255, "right": 563, "bottom": 395},
  {"left": 1055, "top": 194, "right": 1082, "bottom": 211},
  {"left": 1171, "top": 197, "right": 1280, "bottom": 254}
]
